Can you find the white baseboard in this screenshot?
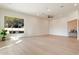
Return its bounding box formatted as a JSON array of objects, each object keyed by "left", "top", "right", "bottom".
[
  {"left": 48, "top": 34, "right": 68, "bottom": 37},
  {"left": 22, "top": 34, "right": 49, "bottom": 38}
]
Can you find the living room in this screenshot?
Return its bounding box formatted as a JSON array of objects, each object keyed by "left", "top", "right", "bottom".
[{"left": 0, "top": 3, "right": 78, "bottom": 55}]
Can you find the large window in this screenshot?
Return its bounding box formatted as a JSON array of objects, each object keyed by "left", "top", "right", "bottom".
[{"left": 4, "top": 16, "right": 24, "bottom": 34}]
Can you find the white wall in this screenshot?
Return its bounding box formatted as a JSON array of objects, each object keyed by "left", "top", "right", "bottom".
[
  {"left": 49, "top": 11, "right": 77, "bottom": 36},
  {"left": 0, "top": 8, "right": 78, "bottom": 37},
  {"left": 0, "top": 9, "right": 49, "bottom": 36}
]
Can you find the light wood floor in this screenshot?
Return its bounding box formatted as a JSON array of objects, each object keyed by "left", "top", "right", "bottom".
[{"left": 0, "top": 35, "right": 78, "bottom": 55}]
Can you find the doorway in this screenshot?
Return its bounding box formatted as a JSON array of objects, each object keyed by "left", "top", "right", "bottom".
[{"left": 68, "top": 19, "right": 77, "bottom": 38}]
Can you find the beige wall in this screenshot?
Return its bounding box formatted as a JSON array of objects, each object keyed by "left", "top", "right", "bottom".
[{"left": 0, "top": 8, "right": 49, "bottom": 36}]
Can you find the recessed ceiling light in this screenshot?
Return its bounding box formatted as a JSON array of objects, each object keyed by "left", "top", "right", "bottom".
[
  {"left": 74, "top": 3, "right": 77, "bottom": 7},
  {"left": 47, "top": 8, "right": 51, "bottom": 12}
]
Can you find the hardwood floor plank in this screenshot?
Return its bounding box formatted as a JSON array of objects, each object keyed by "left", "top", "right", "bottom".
[{"left": 0, "top": 35, "right": 78, "bottom": 55}]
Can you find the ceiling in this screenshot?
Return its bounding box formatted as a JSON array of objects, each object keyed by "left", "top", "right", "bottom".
[{"left": 0, "top": 3, "right": 78, "bottom": 18}]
